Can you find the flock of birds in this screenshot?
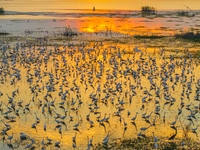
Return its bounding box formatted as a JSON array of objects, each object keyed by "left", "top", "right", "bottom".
[{"left": 0, "top": 38, "right": 200, "bottom": 149}]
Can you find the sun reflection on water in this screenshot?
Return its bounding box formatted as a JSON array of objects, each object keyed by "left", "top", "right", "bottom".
[{"left": 78, "top": 16, "right": 175, "bottom": 36}]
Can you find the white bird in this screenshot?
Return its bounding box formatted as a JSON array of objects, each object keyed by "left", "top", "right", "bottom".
[
  {"left": 142, "top": 109, "right": 147, "bottom": 118},
  {"left": 25, "top": 143, "right": 33, "bottom": 149},
  {"left": 134, "top": 46, "right": 142, "bottom": 53},
  {"left": 102, "top": 137, "right": 108, "bottom": 145},
  {"left": 96, "top": 113, "right": 101, "bottom": 120},
  {"left": 86, "top": 111, "right": 91, "bottom": 120},
  {"left": 31, "top": 120, "right": 37, "bottom": 128},
  {"left": 145, "top": 111, "right": 153, "bottom": 120},
  {"left": 54, "top": 117, "right": 62, "bottom": 124},
  {"left": 73, "top": 121, "right": 80, "bottom": 128},
  {"left": 71, "top": 99, "right": 77, "bottom": 107},
  {"left": 29, "top": 137, "right": 35, "bottom": 144},
  {"left": 55, "top": 142, "right": 60, "bottom": 146},
  {"left": 182, "top": 140, "right": 185, "bottom": 146},
  {"left": 25, "top": 100, "right": 31, "bottom": 108},
  {"left": 170, "top": 117, "right": 178, "bottom": 126},
  {"left": 7, "top": 132, "right": 13, "bottom": 142},
  {"left": 123, "top": 118, "right": 127, "bottom": 127},
  {"left": 87, "top": 136, "right": 90, "bottom": 149},
  {"left": 47, "top": 137, "right": 52, "bottom": 143},
  {"left": 58, "top": 126, "right": 62, "bottom": 133},
  {"left": 90, "top": 119, "right": 94, "bottom": 126},
  {"left": 191, "top": 125, "right": 199, "bottom": 132},
  {"left": 131, "top": 112, "right": 138, "bottom": 122},
  {"left": 72, "top": 133, "right": 77, "bottom": 142},
  {"left": 140, "top": 124, "right": 152, "bottom": 132},
  {"left": 41, "top": 137, "right": 45, "bottom": 147},
  {"left": 104, "top": 114, "right": 110, "bottom": 121},
  {"left": 73, "top": 143, "right": 76, "bottom": 148},
  {"left": 152, "top": 116, "right": 157, "bottom": 125},
  {"left": 60, "top": 115, "right": 67, "bottom": 120},
  {"left": 154, "top": 140, "right": 158, "bottom": 149},
  {"left": 44, "top": 121, "right": 46, "bottom": 131},
  {"left": 20, "top": 132, "right": 27, "bottom": 139},
  {"left": 152, "top": 132, "right": 159, "bottom": 142},
  {"left": 103, "top": 131, "right": 110, "bottom": 142},
  {"left": 90, "top": 135, "right": 93, "bottom": 144},
  {"left": 35, "top": 112, "right": 40, "bottom": 123},
  {"left": 100, "top": 113, "right": 107, "bottom": 123},
  {"left": 1, "top": 120, "right": 11, "bottom": 128}
]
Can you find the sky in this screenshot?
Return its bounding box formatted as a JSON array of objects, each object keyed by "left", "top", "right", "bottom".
[{"left": 1, "top": 0, "right": 200, "bottom": 12}]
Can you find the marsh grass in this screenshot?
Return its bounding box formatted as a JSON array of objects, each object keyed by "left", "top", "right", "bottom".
[
  {"left": 176, "top": 10, "right": 189, "bottom": 16},
  {"left": 0, "top": 32, "right": 9, "bottom": 36},
  {"left": 190, "top": 50, "right": 200, "bottom": 58},
  {"left": 134, "top": 35, "right": 165, "bottom": 39},
  {"left": 62, "top": 27, "right": 78, "bottom": 36},
  {"left": 176, "top": 10, "right": 195, "bottom": 17},
  {"left": 94, "top": 136, "right": 200, "bottom": 150},
  {"left": 174, "top": 30, "right": 200, "bottom": 42}
]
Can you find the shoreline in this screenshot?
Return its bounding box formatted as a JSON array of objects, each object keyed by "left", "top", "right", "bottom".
[{"left": 2, "top": 9, "right": 200, "bottom": 16}]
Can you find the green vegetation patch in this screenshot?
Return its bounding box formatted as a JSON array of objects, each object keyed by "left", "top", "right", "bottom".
[
  {"left": 134, "top": 35, "right": 165, "bottom": 39},
  {"left": 0, "top": 32, "right": 9, "bottom": 36},
  {"left": 175, "top": 31, "right": 200, "bottom": 42},
  {"left": 94, "top": 137, "right": 200, "bottom": 150}
]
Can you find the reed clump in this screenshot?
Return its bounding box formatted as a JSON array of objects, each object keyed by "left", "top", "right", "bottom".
[
  {"left": 94, "top": 136, "right": 200, "bottom": 149},
  {"left": 141, "top": 6, "right": 156, "bottom": 15},
  {"left": 62, "top": 27, "right": 78, "bottom": 36},
  {"left": 176, "top": 10, "right": 195, "bottom": 17},
  {"left": 0, "top": 7, "right": 5, "bottom": 14},
  {"left": 0, "top": 32, "right": 9, "bottom": 36},
  {"left": 175, "top": 31, "right": 200, "bottom": 41}
]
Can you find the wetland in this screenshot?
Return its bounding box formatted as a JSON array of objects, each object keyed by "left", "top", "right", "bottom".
[{"left": 0, "top": 7, "right": 200, "bottom": 150}]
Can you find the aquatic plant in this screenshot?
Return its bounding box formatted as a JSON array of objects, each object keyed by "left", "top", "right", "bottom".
[
  {"left": 141, "top": 6, "right": 156, "bottom": 15},
  {"left": 0, "top": 7, "right": 4, "bottom": 14},
  {"left": 176, "top": 10, "right": 195, "bottom": 17},
  {"left": 175, "top": 31, "right": 200, "bottom": 41},
  {"left": 0, "top": 31, "right": 9, "bottom": 36},
  {"left": 134, "top": 35, "right": 165, "bottom": 39},
  {"left": 62, "top": 27, "right": 78, "bottom": 36},
  {"left": 94, "top": 136, "right": 200, "bottom": 149}
]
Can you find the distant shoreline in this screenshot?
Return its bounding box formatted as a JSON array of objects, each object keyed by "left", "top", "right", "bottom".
[
  {"left": 1, "top": 9, "right": 200, "bottom": 38},
  {"left": 1, "top": 9, "right": 200, "bottom": 20},
  {"left": 2, "top": 9, "right": 200, "bottom": 14}
]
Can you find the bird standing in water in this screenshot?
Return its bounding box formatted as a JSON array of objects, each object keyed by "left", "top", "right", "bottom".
[{"left": 7, "top": 133, "right": 13, "bottom": 143}]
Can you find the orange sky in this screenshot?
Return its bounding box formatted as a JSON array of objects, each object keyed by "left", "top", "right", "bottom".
[{"left": 1, "top": 0, "right": 200, "bottom": 12}]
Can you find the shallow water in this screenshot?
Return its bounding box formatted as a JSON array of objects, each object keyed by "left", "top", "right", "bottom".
[
  {"left": 1, "top": 14, "right": 200, "bottom": 37},
  {"left": 0, "top": 38, "right": 200, "bottom": 149},
  {"left": 1, "top": 1, "right": 200, "bottom": 38}
]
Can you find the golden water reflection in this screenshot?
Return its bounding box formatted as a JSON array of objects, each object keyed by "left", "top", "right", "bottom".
[
  {"left": 0, "top": 40, "right": 200, "bottom": 149},
  {"left": 2, "top": 11, "right": 200, "bottom": 37},
  {"left": 78, "top": 17, "right": 175, "bottom": 36}
]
